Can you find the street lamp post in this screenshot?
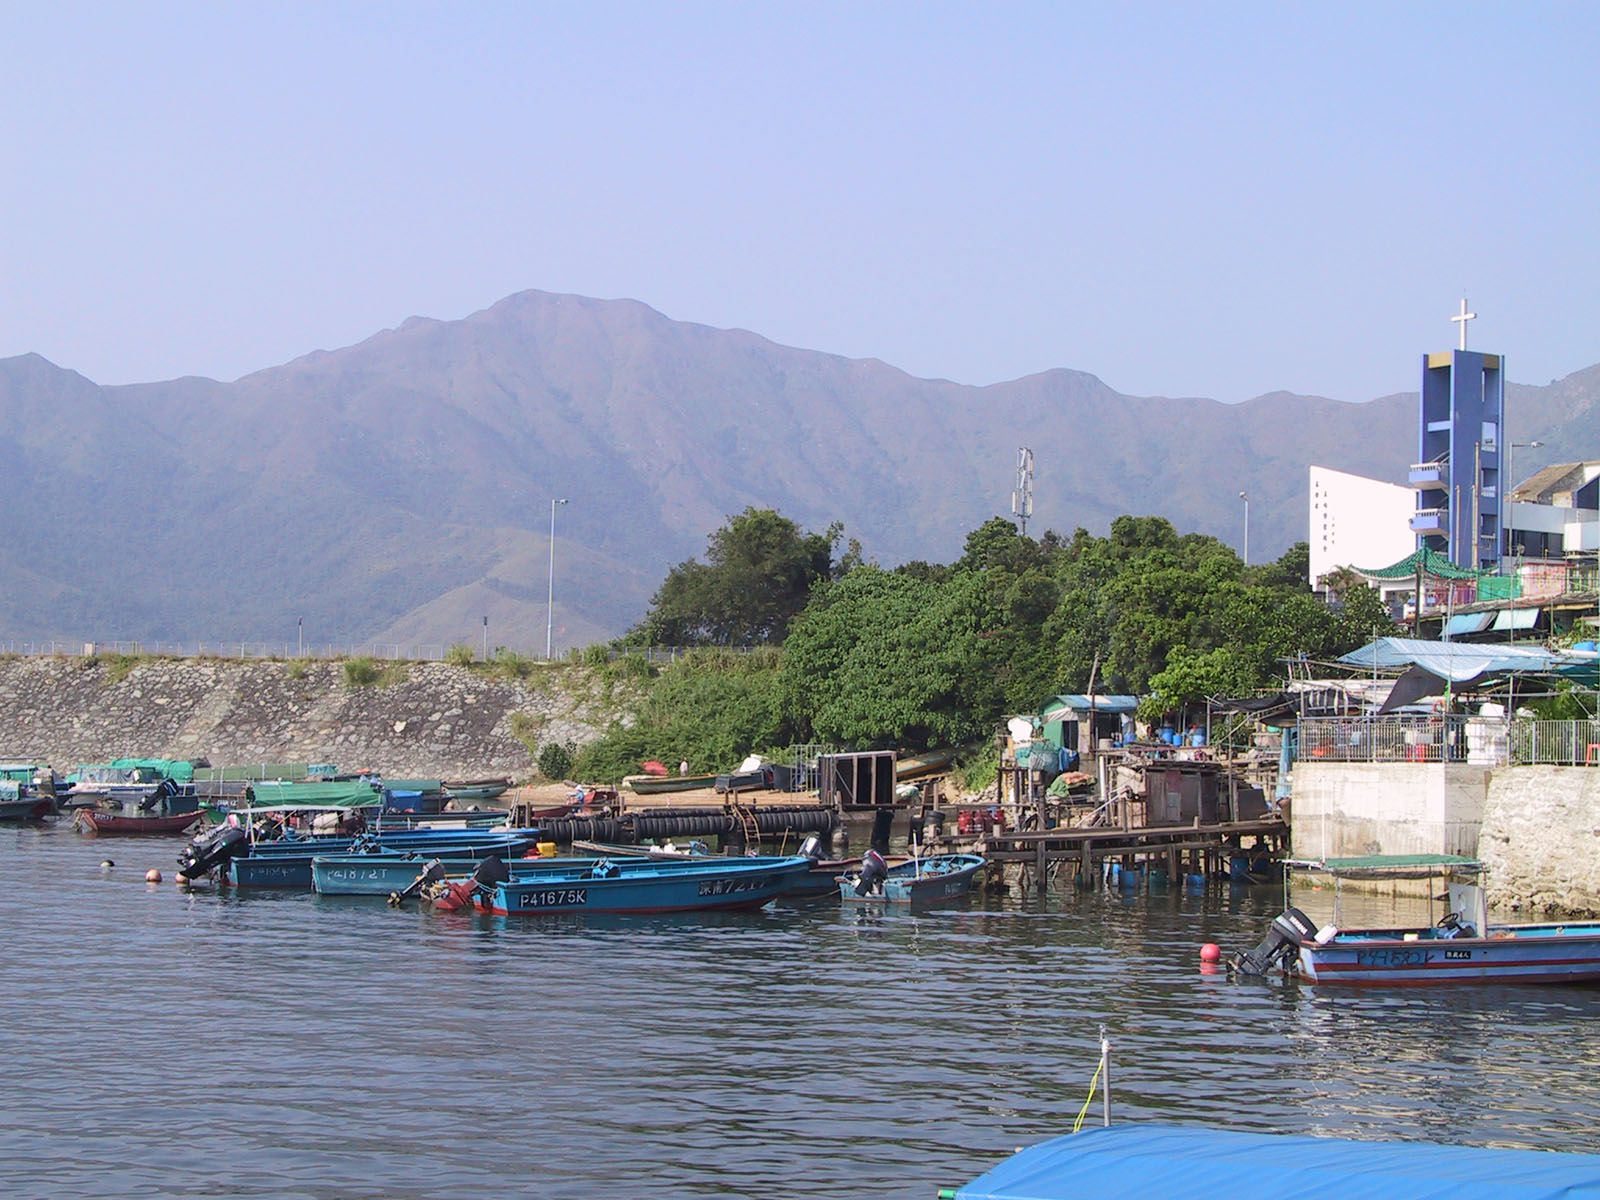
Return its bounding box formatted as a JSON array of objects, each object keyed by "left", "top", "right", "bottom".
[
  {"left": 1504, "top": 440, "right": 1542, "bottom": 564},
  {"left": 297, "top": 617, "right": 303, "bottom": 658},
  {"left": 482, "top": 615, "right": 488, "bottom": 662},
  {"left": 1239, "top": 491, "right": 1250, "bottom": 565},
  {"left": 547, "top": 498, "right": 568, "bottom": 659}
]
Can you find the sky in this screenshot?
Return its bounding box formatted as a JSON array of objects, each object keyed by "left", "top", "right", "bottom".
[{"left": 2, "top": 2, "right": 1596, "bottom": 404}]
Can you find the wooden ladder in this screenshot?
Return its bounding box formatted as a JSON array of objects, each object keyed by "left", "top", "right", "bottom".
[{"left": 734, "top": 804, "right": 761, "bottom": 854}]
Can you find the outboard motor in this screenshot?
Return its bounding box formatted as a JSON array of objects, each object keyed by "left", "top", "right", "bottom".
[
  {"left": 1229, "top": 906, "right": 1318, "bottom": 978},
  {"left": 472, "top": 854, "right": 510, "bottom": 889},
  {"left": 387, "top": 858, "right": 448, "bottom": 906},
  {"left": 798, "top": 834, "right": 824, "bottom": 863},
  {"left": 177, "top": 824, "right": 248, "bottom": 881},
  {"left": 140, "top": 778, "right": 178, "bottom": 813},
  {"left": 855, "top": 849, "right": 889, "bottom": 897}
]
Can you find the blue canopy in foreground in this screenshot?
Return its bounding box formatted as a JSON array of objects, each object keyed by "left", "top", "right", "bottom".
[{"left": 953, "top": 1126, "right": 1600, "bottom": 1200}]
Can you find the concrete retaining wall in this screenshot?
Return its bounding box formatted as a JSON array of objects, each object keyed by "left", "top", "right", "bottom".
[
  {"left": 0, "top": 656, "right": 621, "bottom": 779},
  {"left": 1293, "top": 761, "right": 1600, "bottom": 916},
  {"left": 1290, "top": 762, "right": 1490, "bottom": 863}
]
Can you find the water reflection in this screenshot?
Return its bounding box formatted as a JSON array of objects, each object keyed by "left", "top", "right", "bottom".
[{"left": 5, "top": 824, "right": 1600, "bottom": 1200}]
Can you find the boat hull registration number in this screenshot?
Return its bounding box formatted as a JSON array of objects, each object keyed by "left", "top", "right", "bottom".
[{"left": 516, "top": 888, "right": 589, "bottom": 909}]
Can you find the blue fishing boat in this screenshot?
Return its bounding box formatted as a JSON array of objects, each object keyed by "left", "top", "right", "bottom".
[
  {"left": 837, "top": 851, "right": 986, "bottom": 905},
  {"left": 460, "top": 854, "right": 813, "bottom": 915},
  {"left": 231, "top": 830, "right": 534, "bottom": 889},
  {"left": 1232, "top": 855, "right": 1600, "bottom": 986},
  {"left": 946, "top": 1124, "right": 1600, "bottom": 1200},
  {"left": 311, "top": 853, "right": 491, "bottom": 896},
  {"left": 177, "top": 805, "right": 538, "bottom": 888}
]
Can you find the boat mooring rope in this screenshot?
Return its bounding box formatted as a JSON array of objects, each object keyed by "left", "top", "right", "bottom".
[{"left": 1071, "top": 1028, "right": 1111, "bottom": 1133}]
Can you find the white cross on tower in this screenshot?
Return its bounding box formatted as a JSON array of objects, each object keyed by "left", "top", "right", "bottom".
[{"left": 1451, "top": 297, "right": 1477, "bottom": 351}]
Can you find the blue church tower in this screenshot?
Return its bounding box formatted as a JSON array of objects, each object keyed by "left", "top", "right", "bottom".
[{"left": 1408, "top": 300, "right": 1505, "bottom": 572}]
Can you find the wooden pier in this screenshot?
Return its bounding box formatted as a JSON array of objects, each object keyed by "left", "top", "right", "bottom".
[{"left": 946, "top": 816, "right": 1288, "bottom": 885}]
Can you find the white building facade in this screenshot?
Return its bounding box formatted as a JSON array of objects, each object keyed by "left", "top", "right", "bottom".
[{"left": 1308, "top": 465, "right": 1416, "bottom": 588}]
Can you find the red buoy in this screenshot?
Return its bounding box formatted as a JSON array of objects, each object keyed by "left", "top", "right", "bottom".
[{"left": 1199, "top": 942, "right": 1222, "bottom": 963}]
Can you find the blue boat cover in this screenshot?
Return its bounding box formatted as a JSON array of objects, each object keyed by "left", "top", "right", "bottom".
[{"left": 954, "top": 1126, "right": 1600, "bottom": 1200}]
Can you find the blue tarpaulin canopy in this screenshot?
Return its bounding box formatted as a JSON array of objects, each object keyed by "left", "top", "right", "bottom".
[
  {"left": 1338, "top": 637, "right": 1597, "bottom": 684},
  {"left": 954, "top": 1126, "right": 1600, "bottom": 1200}
]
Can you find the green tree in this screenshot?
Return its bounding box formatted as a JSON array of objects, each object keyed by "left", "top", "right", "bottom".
[
  {"left": 777, "top": 567, "right": 1003, "bottom": 749},
  {"left": 572, "top": 649, "right": 787, "bottom": 782},
  {"left": 632, "top": 508, "right": 839, "bottom": 646}
]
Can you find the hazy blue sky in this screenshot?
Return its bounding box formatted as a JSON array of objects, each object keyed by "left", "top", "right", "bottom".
[{"left": 3, "top": 2, "right": 1595, "bottom": 403}]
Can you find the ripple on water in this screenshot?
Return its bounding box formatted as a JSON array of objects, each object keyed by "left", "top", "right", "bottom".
[{"left": 6, "top": 825, "right": 1600, "bottom": 1198}]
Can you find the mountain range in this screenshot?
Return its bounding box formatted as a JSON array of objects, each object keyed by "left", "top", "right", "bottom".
[{"left": 3, "top": 290, "right": 1597, "bottom": 651}]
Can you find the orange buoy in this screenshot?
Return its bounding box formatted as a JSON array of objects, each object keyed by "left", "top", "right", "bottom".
[
  {"left": 1199, "top": 942, "right": 1222, "bottom": 963},
  {"left": 145, "top": 868, "right": 163, "bottom": 884}
]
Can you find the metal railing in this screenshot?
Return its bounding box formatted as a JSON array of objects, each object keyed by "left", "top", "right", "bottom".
[
  {"left": 0, "top": 640, "right": 451, "bottom": 662},
  {"left": 1512, "top": 719, "right": 1600, "bottom": 766},
  {"left": 1299, "top": 714, "right": 1483, "bottom": 764},
  {"left": 0, "top": 639, "right": 762, "bottom": 665},
  {"left": 1300, "top": 715, "right": 1598, "bottom": 766}
]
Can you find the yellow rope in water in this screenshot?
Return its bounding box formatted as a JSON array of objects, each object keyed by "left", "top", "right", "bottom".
[{"left": 1071, "top": 1053, "right": 1105, "bottom": 1133}]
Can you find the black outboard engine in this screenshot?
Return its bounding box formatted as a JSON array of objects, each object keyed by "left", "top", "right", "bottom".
[
  {"left": 141, "top": 778, "right": 178, "bottom": 813},
  {"left": 388, "top": 858, "right": 449, "bottom": 906},
  {"left": 855, "top": 849, "right": 889, "bottom": 897},
  {"left": 798, "top": 834, "right": 824, "bottom": 862},
  {"left": 177, "top": 824, "right": 248, "bottom": 880},
  {"left": 1229, "top": 906, "right": 1319, "bottom": 978},
  {"left": 471, "top": 853, "right": 510, "bottom": 891}
]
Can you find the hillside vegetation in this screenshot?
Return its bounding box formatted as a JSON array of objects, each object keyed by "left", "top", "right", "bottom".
[{"left": 571, "top": 509, "right": 1392, "bottom": 780}]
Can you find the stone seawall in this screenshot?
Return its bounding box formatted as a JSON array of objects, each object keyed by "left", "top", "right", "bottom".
[
  {"left": 1479, "top": 766, "right": 1600, "bottom": 917},
  {"left": 0, "top": 656, "right": 624, "bottom": 779}
]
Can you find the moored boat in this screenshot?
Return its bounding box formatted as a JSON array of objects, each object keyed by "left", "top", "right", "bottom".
[
  {"left": 0, "top": 791, "right": 55, "bottom": 820},
  {"left": 838, "top": 851, "right": 987, "bottom": 905},
  {"left": 945, "top": 1124, "right": 1600, "bottom": 1200},
  {"left": 1231, "top": 854, "right": 1600, "bottom": 986},
  {"left": 441, "top": 777, "right": 514, "bottom": 804},
  {"left": 623, "top": 773, "right": 720, "bottom": 794},
  {"left": 311, "top": 853, "right": 494, "bottom": 895},
  {"left": 454, "top": 853, "right": 813, "bottom": 915},
  {"left": 75, "top": 807, "right": 204, "bottom": 836}
]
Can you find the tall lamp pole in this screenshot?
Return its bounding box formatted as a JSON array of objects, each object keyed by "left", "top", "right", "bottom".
[
  {"left": 547, "top": 498, "right": 568, "bottom": 659},
  {"left": 1504, "top": 440, "right": 1542, "bottom": 564},
  {"left": 1239, "top": 491, "right": 1250, "bottom": 565}
]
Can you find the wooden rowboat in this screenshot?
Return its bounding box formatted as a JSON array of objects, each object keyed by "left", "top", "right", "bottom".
[
  {"left": 838, "top": 852, "right": 988, "bottom": 905},
  {"left": 74, "top": 807, "right": 204, "bottom": 836}
]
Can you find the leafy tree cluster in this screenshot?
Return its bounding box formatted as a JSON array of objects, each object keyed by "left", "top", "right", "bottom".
[
  {"left": 570, "top": 510, "right": 1393, "bottom": 780},
  {"left": 630, "top": 507, "right": 846, "bottom": 646}
]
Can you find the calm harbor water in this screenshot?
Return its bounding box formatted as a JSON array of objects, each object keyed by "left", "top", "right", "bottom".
[{"left": 7, "top": 823, "right": 1600, "bottom": 1199}]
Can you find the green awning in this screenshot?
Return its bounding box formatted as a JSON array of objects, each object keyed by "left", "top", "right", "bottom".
[
  {"left": 245, "top": 780, "right": 384, "bottom": 808},
  {"left": 1291, "top": 854, "right": 1483, "bottom": 879}
]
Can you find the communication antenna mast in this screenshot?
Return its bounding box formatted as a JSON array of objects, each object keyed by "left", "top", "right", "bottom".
[{"left": 1011, "top": 447, "right": 1035, "bottom": 536}]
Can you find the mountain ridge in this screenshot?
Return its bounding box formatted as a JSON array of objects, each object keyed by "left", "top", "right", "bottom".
[{"left": 2, "top": 289, "right": 1595, "bottom": 650}]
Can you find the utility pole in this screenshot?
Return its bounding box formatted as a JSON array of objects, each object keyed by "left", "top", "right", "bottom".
[{"left": 547, "top": 497, "right": 568, "bottom": 659}]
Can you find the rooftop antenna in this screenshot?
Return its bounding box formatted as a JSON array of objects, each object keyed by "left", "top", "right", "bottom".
[{"left": 1011, "top": 447, "right": 1034, "bottom": 536}]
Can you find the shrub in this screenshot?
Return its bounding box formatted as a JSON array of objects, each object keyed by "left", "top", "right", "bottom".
[
  {"left": 537, "top": 741, "right": 576, "bottom": 781},
  {"left": 343, "top": 657, "right": 381, "bottom": 687},
  {"left": 103, "top": 653, "right": 144, "bottom": 686},
  {"left": 489, "top": 649, "right": 538, "bottom": 681},
  {"left": 445, "top": 643, "right": 476, "bottom": 667}
]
